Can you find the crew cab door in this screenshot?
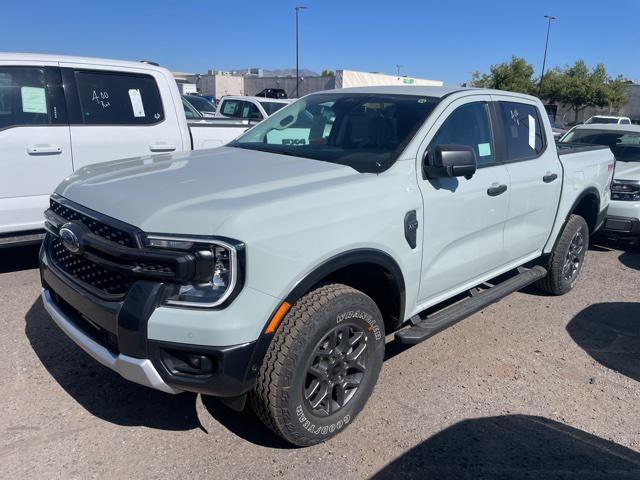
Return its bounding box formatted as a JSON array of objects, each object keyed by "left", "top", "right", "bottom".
[
  {"left": 0, "top": 63, "right": 72, "bottom": 233},
  {"left": 59, "top": 64, "right": 185, "bottom": 169},
  {"left": 417, "top": 96, "right": 511, "bottom": 304},
  {"left": 490, "top": 96, "right": 562, "bottom": 262}
]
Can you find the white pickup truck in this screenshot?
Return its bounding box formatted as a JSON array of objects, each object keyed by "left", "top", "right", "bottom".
[
  {"left": 40, "top": 86, "right": 614, "bottom": 446},
  {"left": 215, "top": 95, "right": 292, "bottom": 121},
  {"left": 0, "top": 53, "right": 254, "bottom": 247}
]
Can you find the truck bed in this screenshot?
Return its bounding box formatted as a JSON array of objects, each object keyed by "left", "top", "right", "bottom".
[{"left": 188, "top": 118, "right": 256, "bottom": 150}]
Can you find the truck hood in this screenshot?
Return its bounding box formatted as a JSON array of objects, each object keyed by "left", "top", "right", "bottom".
[
  {"left": 56, "top": 147, "right": 360, "bottom": 235},
  {"left": 614, "top": 161, "right": 640, "bottom": 181}
]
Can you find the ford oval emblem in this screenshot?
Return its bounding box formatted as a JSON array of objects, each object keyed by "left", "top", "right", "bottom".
[{"left": 59, "top": 225, "right": 82, "bottom": 254}]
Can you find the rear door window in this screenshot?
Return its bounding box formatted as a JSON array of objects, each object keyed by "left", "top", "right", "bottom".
[
  {"left": 497, "top": 101, "right": 545, "bottom": 161},
  {"left": 0, "top": 67, "right": 51, "bottom": 129},
  {"left": 75, "top": 71, "right": 164, "bottom": 125}
]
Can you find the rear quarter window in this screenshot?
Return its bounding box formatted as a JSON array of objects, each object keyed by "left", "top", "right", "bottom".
[
  {"left": 75, "top": 70, "right": 164, "bottom": 125},
  {"left": 498, "top": 101, "right": 545, "bottom": 161}
]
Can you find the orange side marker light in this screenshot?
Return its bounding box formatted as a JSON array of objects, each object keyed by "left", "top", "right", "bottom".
[{"left": 265, "top": 301, "right": 291, "bottom": 334}]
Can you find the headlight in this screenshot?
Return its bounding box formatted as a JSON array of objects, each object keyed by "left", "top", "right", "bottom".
[
  {"left": 611, "top": 180, "right": 640, "bottom": 202},
  {"left": 143, "top": 234, "right": 242, "bottom": 308}
]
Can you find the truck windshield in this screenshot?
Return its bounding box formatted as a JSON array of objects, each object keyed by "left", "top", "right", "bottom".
[
  {"left": 561, "top": 128, "right": 640, "bottom": 162},
  {"left": 230, "top": 93, "right": 440, "bottom": 173}
]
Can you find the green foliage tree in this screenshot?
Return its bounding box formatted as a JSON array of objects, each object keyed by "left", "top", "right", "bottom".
[
  {"left": 540, "top": 60, "right": 628, "bottom": 122},
  {"left": 470, "top": 56, "right": 536, "bottom": 94},
  {"left": 321, "top": 69, "right": 335, "bottom": 77}
]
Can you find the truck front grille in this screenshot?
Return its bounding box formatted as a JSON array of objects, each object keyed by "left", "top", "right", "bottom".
[
  {"left": 50, "top": 236, "right": 134, "bottom": 297},
  {"left": 50, "top": 198, "right": 136, "bottom": 247}
]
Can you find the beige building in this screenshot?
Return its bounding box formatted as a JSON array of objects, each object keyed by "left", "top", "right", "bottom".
[{"left": 172, "top": 69, "right": 442, "bottom": 99}]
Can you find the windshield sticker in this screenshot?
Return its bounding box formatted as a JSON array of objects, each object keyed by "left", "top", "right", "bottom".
[
  {"left": 128, "top": 89, "right": 145, "bottom": 117},
  {"left": 478, "top": 142, "right": 492, "bottom": 157},
  {"left": 528, "top": 114, "right": 536, "bottom": 149},
  {"left": 21, "top": 86, "right": 47, "bottom": 114}
]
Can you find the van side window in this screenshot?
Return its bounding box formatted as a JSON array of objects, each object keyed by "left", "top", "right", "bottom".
[
  {"left": 75, "top": 71, "right": 164, "bottom": 125},
  {"left": 429, "top": 102, "right": 494, "bottom": 166},
  {"left": 498, "top": 101, "right": 545, "bottom": 160},
  {"left": 0, "top": 67, "right": 51, "bottom": 129}
]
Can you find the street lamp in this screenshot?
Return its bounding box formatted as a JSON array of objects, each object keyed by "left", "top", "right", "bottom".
[
  {"left": 396, "top": 64, "right": 404, "bottom": 78},
  {"left": 539, "top": 15, "right": 556, "bottom": 95},
  {"left": 295, "top": 6, "right": 308, "bottom": 97}
]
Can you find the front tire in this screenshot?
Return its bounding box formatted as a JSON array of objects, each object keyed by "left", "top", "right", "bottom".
[
  {"left": 536, "top": 214, "right": 589, "bottom": 295},
  {"left": 251, "top": 284, "right": 385, "bottom": 446}
]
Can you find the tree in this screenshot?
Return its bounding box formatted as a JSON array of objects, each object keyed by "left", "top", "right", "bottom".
[
  {"left": 321, "top": 69, "right": 335, "bottom": 77},
  {"left": 470, "top": 56, "right": 536, "bottom": 94},
  {"left": 540, "top": 60, "right": 628, "bottom": 122}
]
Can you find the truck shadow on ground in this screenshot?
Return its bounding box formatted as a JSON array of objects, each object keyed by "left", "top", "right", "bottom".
[
  {"left": 0, "top": 244, "right": 41, "bottom": 273},
  {"left": 200, "top": 396, "right": 295, "bottom": 449},
  {"left": 619, "top": 250, "right": 640, "bottom": 271},
  {"left": 567, "top": 302, "right": 640, "bottom": 383},
  {"left": 24, "top": 297, "right": 203, "bottom": 432},
  {"left": 24, "top": 296, "right": 298, "bottom": 447},
  {"left": 371, "top": 415, "right": 640, "bottom": 479}
]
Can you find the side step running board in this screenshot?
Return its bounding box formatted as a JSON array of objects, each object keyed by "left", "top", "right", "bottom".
[{"left": 395, "top": 266, "right": 547, "bottom": 345}]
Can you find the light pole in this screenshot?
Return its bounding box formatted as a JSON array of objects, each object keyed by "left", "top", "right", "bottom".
[
  {"left": 539, "top": 15, "right": 556, "bottom": 95},
  {"left": 295, "top": 6, "right": 307, "bottom": 98},
  {"left": 396, "top": 64, "right": 404, "bottom": 78}
]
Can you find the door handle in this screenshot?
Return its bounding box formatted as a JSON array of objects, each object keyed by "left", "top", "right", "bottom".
[
  {"left": 487, "top": 183, "right": 508, "bottom": 197},
  {"left": 149, "top": 143, "right": 176, "bottom": 152},
  {"left": 543, "top": 172, "right": 558, "bottom": 183},
  {"left": 27, "top": 144, "right": 62, "bottom": 155}
]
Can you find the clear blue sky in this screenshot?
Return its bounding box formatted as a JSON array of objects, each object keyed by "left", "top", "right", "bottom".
[{"left": 2, "top": 0, "right": 639, "bottom": 85}]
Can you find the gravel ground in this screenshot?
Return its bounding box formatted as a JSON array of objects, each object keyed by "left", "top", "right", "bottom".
[{"left": 1, "top": 241, "right": 639, "bottom": 479}]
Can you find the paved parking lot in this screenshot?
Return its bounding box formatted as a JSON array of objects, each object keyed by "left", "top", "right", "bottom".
[{"left": 1, "top": 241, "right": 639, "bottom": 479}]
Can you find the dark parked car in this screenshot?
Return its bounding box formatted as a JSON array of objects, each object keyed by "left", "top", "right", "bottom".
[{"left": 255, "top": 88, "right": 288, "bottom": 99}]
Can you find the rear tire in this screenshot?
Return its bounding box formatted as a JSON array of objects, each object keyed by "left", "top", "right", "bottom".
[
  {"left": 251, "top": 283, "right": 385, "bottom": 446},
  {"left": 536, "top": 214, "right": 589, "bottom": 295}
]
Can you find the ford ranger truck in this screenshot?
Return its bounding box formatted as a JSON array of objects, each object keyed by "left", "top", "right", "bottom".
[
  {"left": 39, "top": 86, "right": 614, "bottom": 446},
  {"left": 0, "top": 53, "right": 255, "bottom": 248},
  {"left": 559, "top": 123, "right": 640, "bottom": 245}
]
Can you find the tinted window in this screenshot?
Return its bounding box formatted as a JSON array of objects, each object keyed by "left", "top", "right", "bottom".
[
  {"left": 0, "top": 67, "right": 51, "bottom": 129},
  {"left": 182, "top": 97, "right": 202, "bottom": 119},
  {"left": 220, "top": 99, "right": 240, "bottom": 117},
  {"left": 498, "top": 102, "right": 544, "bottom": 160},
  {"left": 185, "top": 95, "right": 216, "bottom": 113},
  {"left": 586, "top": 116, "right": 618, "bottom": 124},
  {"left": 429, "top": 102, "right": 494, "bottom": 165},
  {"left": 260, "top": 101, "right": 287, "bottom": 116},
  {"left": 232, "top": 93, "right": 439, "bottom": 173},
  {"left": 560, "top": 128, "right": 640, "bottom": 162},
  {"left": 621, "top": 119, "right": 631, "bottom": 125},
  {"left": 75, "top": 71, "right": 164, "bottom": 125}
]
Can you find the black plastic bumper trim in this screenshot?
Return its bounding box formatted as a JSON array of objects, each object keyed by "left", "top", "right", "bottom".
[{"left": 148, "top": 339, "right": 258, "bottom": 397}]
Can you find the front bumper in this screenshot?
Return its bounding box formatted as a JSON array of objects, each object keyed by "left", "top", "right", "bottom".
[
  {"left": 40, "top": 241, "right": 262, "bottom": 397},
  {"left": 600, "top": 200, "right": 640, "bottom": 240},
  {"left": 41, "top": 288, "right": 179, "bottom": 394}
]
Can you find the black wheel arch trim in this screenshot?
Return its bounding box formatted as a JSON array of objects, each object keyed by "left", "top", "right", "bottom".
[
  {"left": 544, "top": 186, "right": 601, "bottom": 256},
  {"left": 242, "top": 248, "right": 407, "bottom": 389}
]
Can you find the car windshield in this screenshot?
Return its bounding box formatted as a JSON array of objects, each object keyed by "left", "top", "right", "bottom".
[
  {"left": 182, "top": 98, "right": 202, "bottom": 119},
  {"left": 561, "top": 128, "right": 640, "bottom": 162},
  {"left": 586, "top": 117, "right": 619, "bottom": 124},
  {"left": 185, "top": 95, "right": 216, "bottom": 113},
  {"left": 259, "top": 101, "right": 288, "bottom": 116},
  {"left": 230, "top": 93, "right": 440, "bottom": 173}
]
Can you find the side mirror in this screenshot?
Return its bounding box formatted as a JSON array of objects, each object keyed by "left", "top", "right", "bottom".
[{"left": 424, "top": 144, "right": 477, "bottom": 180}]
